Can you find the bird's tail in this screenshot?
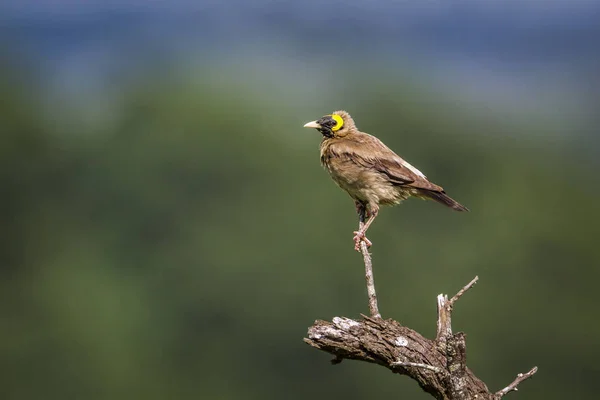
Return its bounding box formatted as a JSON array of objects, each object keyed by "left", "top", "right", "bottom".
[{"left": 421, "top": 190, "right": 469, "bottom": 212}]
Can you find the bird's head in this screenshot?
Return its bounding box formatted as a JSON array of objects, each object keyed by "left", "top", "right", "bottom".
[{"left": 303, "top": 110, "right": 356, "bottom": 138}]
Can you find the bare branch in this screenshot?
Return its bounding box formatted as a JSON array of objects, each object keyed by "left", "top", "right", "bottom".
[
  {"left": 495, "top": 367, "right": 538, "bottom": 399},
  {"left": 436, "top": 276, "right": 479, "bottom": 344},
  {"left": 305, "top": 243, "right": 537, "bottom": 400},
  {"left": 358, "top": 210, "right": 380, "bottom": 318},
  {"left": 449, "top": 276, "right": 479, "bottom": 305},
  {"left": 436, "top": 294, "right": 451, "bottom": 345},
  {"left": 305, "top": 316, "right": 492, "bottom": 399}
]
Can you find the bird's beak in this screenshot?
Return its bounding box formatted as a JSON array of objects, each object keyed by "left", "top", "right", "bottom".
[{"left": 303, "top": 120, "right": 321, "bottom": 129}]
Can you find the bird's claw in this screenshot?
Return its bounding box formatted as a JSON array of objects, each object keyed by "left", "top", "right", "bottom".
[{"left": 353, "top": 231, "right": 372, "bottom": 252}]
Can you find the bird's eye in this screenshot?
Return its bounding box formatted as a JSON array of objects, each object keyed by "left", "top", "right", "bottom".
[{"left": 331, "top": 114, "right": 344, "bottom": 131}]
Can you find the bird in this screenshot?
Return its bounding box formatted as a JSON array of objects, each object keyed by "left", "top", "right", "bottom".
[{"left": 303, "top": 110, "right": 468, "bottom": 251}]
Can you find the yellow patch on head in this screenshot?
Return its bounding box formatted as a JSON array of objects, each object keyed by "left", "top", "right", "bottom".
[{"left": 331, "top": 114, "right": 344, "bottom": 131}]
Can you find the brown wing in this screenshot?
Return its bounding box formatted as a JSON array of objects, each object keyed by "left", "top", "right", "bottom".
[{"left": 328, "top": 133, "right": 443, "bottom": 192}]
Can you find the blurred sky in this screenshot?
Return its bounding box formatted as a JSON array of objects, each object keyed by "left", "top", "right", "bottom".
[{"left": 2, "top": 0, "right": 599, "bottom": 120}]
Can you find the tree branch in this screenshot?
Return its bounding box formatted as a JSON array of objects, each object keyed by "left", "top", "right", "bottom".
[
  {"left": 304, "top": 276, "right": 538, "bottom": 400},
  {"left": 450, "top": 276, "right": 479, "bottom": 304},
  {"left": 358, "top": 209, "right": 380, "bottom": 318},
  {"left": 494, "top": 367, "right": 538, "bottom": 399}
]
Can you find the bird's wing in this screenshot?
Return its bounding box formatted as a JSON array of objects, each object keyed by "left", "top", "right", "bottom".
[{"left": 333, "top": 134, "right": 444, "bottom": 192}]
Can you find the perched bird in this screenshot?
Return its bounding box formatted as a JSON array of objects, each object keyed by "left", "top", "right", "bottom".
[{"left": 304, "top": 110, "right": 468, "bottom": 251}]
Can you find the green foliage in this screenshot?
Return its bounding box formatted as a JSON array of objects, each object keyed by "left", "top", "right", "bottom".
[{"left": 1, "top": 62, "right": 598, "bottom": 400}]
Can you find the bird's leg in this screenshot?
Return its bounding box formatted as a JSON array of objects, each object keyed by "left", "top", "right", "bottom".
[
  {"left": 354, "top": 200, "right": 368, "bottom": 220},
  {"left": 353, "top": 203, "right": 377, "bottom": 252},
  {"left": 354, "top": 201, "right": 370, "bottom": 251}
]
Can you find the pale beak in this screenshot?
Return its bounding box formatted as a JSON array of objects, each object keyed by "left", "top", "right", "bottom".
[{"left": 303, "top": 120, "right": 321, "bottom": 129}]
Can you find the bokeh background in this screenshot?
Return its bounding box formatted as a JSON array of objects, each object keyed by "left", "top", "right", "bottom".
[{"left": 2, "top": 1, "right": 599, "bottom": 399}]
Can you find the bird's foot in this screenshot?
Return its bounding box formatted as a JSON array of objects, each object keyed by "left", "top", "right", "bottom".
[{"left": 353, "top": 231, "right": 372, "bottom": 252}]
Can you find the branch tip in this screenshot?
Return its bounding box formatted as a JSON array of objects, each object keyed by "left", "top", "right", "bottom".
[
  {"left": 449, "top": 276, "right": 479, "bottom": 305},
  {"left": 495, "top": 366, "right": 538, "bottom": 398}
]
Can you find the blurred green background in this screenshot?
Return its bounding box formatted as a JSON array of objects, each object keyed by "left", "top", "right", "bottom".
[{"left": 2, "top": 2, "right": 600, "bottom": 400}]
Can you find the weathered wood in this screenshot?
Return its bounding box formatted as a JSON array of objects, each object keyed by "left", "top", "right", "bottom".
[{"left": 304, "top": 278, "right": 537, "bottom": 400}]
